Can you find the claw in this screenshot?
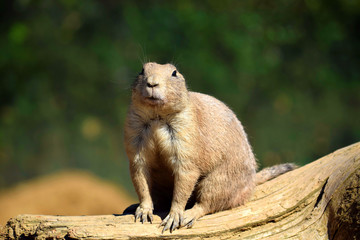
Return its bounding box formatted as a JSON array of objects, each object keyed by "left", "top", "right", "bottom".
[
  {"left": 186, "top": 219, "right": 194, "bottom": 228},
  {"left": 171, "top": 216, "right": 179, "bottom": 232},
  {"left": 141, "top": 213, "right": 146, "bottom": 223},
  {"left": 160, "top": 215, "right": 169, "bottom": 227},
  {"left": 162, "top": 223, "right": 170, "bottom": 234},
  {"left": 170, "top": 223, "right": 176, "bottom": 233},
  {"left": 180, "top": 216, "right": 184, "bottom": 226},
  {"left": 149, "top": 213, "right": 153, "bottom": 224},
  {"left": 134, "top": 213, "right": 139, "bottom": 222},
  {"left": 135, "top": 208, "right": 140, "bottom": 222},
  {"left": 164, "top": 219, "right": 172, "bottom": 233}
]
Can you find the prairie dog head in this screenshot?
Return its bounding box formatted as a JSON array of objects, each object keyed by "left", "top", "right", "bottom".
[{"left": 131, "top": 62, "right": 188, "bottom": 113}]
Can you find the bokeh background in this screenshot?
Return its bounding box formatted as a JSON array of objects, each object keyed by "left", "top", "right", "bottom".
[{"left": 0, "top": 0, "right": 359, "bottom": 224}]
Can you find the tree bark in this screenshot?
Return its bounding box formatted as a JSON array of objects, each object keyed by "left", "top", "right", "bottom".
[{"left": 2, "top": 143, "right": 360, "bottom": 240}]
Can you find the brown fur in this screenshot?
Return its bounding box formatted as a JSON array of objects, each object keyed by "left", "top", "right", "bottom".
[{"left": 124, "top": 62, "right": 294, "bottom": 232}]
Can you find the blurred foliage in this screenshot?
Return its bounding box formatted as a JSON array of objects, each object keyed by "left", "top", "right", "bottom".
[{"left": 0, "top": 0, "right": 359, "bottom": 192}]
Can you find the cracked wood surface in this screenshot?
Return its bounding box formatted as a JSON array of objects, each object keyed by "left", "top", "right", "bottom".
[{"left": 2, "top": 142, "right": 360, "bottom": 239}]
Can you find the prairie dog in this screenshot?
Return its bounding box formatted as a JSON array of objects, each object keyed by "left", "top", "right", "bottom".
[{"left": 124, "top": 62, "right": 296, "bottom": 233}]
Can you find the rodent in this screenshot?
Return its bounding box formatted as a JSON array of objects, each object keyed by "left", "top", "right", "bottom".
[{"left": 124, "top": 62, "right": 297, "bottom": 233}]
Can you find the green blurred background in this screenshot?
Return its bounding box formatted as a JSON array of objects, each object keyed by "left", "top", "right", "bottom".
[{"left": 0, "top": 0, "right": 359, "bottom": 194}]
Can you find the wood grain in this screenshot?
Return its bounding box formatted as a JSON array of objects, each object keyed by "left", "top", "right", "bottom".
[{"left": 2, "top": 142, "right": 360, "bottom": 239}]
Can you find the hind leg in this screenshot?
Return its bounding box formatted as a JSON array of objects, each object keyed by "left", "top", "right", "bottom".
[
  {"left": 181, "top": 203, "right": 207, "bottom": 228},
  {"left": 181, "top": 162, "right": 255, "bottom": 228}
]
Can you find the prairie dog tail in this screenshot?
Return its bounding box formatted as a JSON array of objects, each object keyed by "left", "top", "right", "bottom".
[{"left": 255, "top": 163, "right": 298, "bottom": 185}]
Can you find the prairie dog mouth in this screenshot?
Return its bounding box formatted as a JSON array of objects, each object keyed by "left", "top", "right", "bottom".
[
  {"left": 147, "top": 96, "right": 159, "bottom": 100},
  {"left": 145, "top": 96, "right": 164, "bottom": 105}
]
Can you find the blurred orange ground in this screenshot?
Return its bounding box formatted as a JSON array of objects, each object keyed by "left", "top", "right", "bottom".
[{"left": 0, "top": 170, "right": 136, "bottom": 227}]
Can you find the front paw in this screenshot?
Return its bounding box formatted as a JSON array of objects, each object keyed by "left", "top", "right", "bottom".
[
  {"left": 135, "top": 205, "right": 154, "bottom": 223},
  {"left": 160, "top": 210, "right": 184, "bottom": 233}
]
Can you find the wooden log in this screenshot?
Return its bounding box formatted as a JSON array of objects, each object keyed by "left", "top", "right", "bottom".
[{"left": 2, "top": 142, "right": 360, "bottom": 240}]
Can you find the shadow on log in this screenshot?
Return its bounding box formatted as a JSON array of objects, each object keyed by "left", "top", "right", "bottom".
[{"left": 2, "top": 143, "right": 360, "bottom": 239}]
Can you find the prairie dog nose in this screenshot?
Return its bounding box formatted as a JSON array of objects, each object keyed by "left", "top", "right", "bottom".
[{"left": 146, "top": 76, "right": 159, "bottom": 88}]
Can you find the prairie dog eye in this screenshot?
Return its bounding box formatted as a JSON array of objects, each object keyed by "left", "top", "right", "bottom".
[{"left": 172, "top": 70, "right": 177, "bottom": 77}]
